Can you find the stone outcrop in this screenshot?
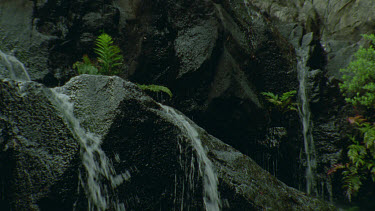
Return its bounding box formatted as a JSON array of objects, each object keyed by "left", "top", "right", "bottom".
[
  {"left": 0, "top": 79, "right": 79, "bottom": 210},
  {"left": 0, "top": 0, "right": 301, "bottom": 188},
  {"left": 0, "top": 74, "right": 335, "bottom": 210},
  {"left": 2, "top": 0, "right": 374, "bottom": 205}
]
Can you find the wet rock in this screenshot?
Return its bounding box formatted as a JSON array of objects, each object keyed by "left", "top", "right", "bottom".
[
  {"left": 0, "top": 79, "right": 79, "bottom": 210},
  {"left": 61, "top": 75, "right": 334, "bottom": 210}
]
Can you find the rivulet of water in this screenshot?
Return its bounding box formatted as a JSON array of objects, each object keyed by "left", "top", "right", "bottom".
[
  {"left": 50, "top": 88, "right": 130, "bottom": 211},
  {"left": 160, "top": 104, "right": 221, "bottom": 211},
  {"left": 296, "top": 48, "right": 317, "bottom": 196},
  {"left": 0, "top": 50, "right": 30, "bottom": 81}
]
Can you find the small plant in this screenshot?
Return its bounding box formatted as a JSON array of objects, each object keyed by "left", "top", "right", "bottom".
[
  {"left": 73, "top": 33, "right": 173, "bottom": 99},
  {"left": 328, "top": 115, "right": 375, "bottom": 201},
  {"left": 340, "top": 34, "right": 375, "bottom": 108},
  {"left": 261, "top": 90, "right": 297, "bottom": 113},
  {"left": 94, "top": 33, "right": 123, "bottom": 75},
  {"left": 137, "top": 84, "right": 173, "bottom": 98},
  {"left": 73, "top": 55, "right": 99, "bottom": 75},
  {"left": 73, "top": 33, "right": 123, "bottom": 75}
]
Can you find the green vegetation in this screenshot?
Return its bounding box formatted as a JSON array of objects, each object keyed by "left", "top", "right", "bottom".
[
  {"left": 329, "top": 115, "right": 375, "bottom": 201},
  {"left": 94, "top": 33, "right": 123, "bottom": 75},
  {"left": 329, "top": 34, "right": 375, "bottom": 202},
  {"left": 261, "top": 90, "right": 297, "bottom": 113},
  {"left": 137, "top": 84, "right": 173, "bottom": 98},
  {"left": 73, "top": 55, "right": 98, "bottom": 75},
  {"left": 73, "top": 33, "right": 123, "bottom": 75},
  {"left": 340, "top": 34, "right": 375, "bottom": 108},
  {"left": 73, "top": 33, "right": 173, "bottom": 98}
]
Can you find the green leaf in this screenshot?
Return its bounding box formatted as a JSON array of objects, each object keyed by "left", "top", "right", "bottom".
[
  {"left": 137, "top": 84, "right": 173, "bottom": 98},
  {"left": 94, "top": 33, "right": 123, "bottom": 75},
  {"left": 73, "top": 55, "right": 99, "bottom": 75}
]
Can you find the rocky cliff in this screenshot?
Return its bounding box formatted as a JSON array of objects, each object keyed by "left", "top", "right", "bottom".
[{"left": 1, "top": 0, "right": 374, "bottom": 209}]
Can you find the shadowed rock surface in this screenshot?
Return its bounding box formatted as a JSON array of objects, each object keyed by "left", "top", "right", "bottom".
[
  {"left": 0, "top": 75, "right": 335, "bottom": 210},
  {"left": 1, "top": 0, "right": 375, "bottom": 207}
]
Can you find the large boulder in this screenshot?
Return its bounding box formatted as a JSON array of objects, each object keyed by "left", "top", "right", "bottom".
[
  {"left": 1, "top": 74, "right": 335, "bottom": 210},
  {"left": 0, "top": 79, "right": 80, "bottom": 210}
]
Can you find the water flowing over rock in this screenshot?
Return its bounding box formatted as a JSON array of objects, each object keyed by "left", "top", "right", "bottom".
[
  {"left": 0, "top": 80, "right": 80, "bottom": 210},
  {"left": 160, "top": 104, "right": 221, "bottom": 211},
  {"left": 2, "top": 0, "right": 374, "bottom": 208},
  {"left": 0, "top": 73, "right": 335, "bottom": 210},
  {"left": 296, "top": 33, "right": 318, "bottom": 196},
  {"left": 0, "top": 50, "right": 30, "bottom": 81}
]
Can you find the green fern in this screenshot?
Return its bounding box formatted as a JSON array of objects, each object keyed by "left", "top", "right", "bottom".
[
  {"left": 337, "top": 121, "right": 375, "bottom": 201},
  {"left": 342, "top": 166, "right": 362, "bottom": 202},
  {"left": 94, "top": 33, "right": 123, "bottom": 75},
  {"left": 261, "top": 90, "right": 297, "bottom": 112},
  {"left": 73, "top": 55, "right": 99, "bottom": 75},
  {"left": 137, "top": 84, "right": 173, "bottom": 98}
]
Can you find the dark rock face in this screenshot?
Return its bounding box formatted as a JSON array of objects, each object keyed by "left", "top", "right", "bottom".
[
  {"left": 0, "top": 74, "right": 335, "bottom": 210},
  {"left": 1, "top": 0, "right": 300, "bottom": 189},
  {"left": 2, "top": 0, "right": 372, "bottom": 205},
  {"left": 248, "top": 0, "right": 375, "bottom": 201},
  {"left": 62, "top": 75, "right": 334, "bottom": 210},
  {"left": 117, "top": 0, "right": 299, "bottom": 161},
  {"left": 0, "top": 79, "right": 80, "bottom": 210}
]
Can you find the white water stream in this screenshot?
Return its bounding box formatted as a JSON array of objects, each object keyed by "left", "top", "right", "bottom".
[
  {"left": 0, "top": 50, "right": 30, "bottom": 81},
  {"left": 160, "top": 104, "right": 221, "bottom": 211},
  {"left": 297, "top": 48, "right": 317, "bottom": 195},
  {"left": 50, "top": 88, "right": 129, "bottom": 211}
]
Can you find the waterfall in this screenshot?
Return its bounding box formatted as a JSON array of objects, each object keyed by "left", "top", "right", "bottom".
[
  {"left": 160, "top": 104, "right": 221, "bottom": 211},
  {"left": 0, "top": 51, "right": 128, "bottom": 210},
  {"left": 296, "top": 47, "right": 317, "bottom": 196},
  {"left": 0, "top": 50, "right": 30, "bottom": 81}
]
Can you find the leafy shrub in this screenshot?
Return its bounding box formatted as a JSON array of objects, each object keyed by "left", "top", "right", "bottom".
[
  {"left": 261, "top": 90, "right": 297, "bottom": 113},
  {"left": 329, "top": 34, "right": 375, "bottom": 202},
  {"left": 137, "top": 84, "right": 173, "bottom": 98},
  {"left": 329, "top": 115, "right": 375, "bottom": 201},
  {"left": 340, "top": 34, "right": 375, "bottom": 108}
]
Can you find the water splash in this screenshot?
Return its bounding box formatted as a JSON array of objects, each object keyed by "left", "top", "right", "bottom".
[
  {"left": 0, "top": 50, "right": 31, "bottom": 81},
  {"left": 160, "top": 104, "right": 221, "bottom": 211},
  {"left": 296, "top": 47, "right": 317, "bottom": 195}
]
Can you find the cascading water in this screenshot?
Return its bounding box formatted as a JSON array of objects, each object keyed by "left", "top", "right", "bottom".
[
  {"left": 0, "top": 50, "right": 129, "bottom": 210},
  {"left": 160, "top": 104, "right": 221, "bottom": 211},
  {"left": 296, "top": 46, "right": 317, "bottom": 196},
  {"left": 0, "top": 50, "right": 30, "bottom": 81},
  {"left": 50, "top": 88, "right": 129, "bottom": 211}
]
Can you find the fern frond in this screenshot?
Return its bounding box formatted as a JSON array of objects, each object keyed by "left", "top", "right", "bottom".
[
  {"left": 342, "top": 169, "right": 362, "bottom": 202},
  {"left": 261, "top": 92, "right": 278, "bottom": 100},
  {"left": 137, "top": 84, "right": 173, "bottom": 98},
  {"left": 94, "top": 33, "right": 123, "bottom": 75},
  {"left": 73, "top": 55, "right": 99, "bottom": 75},
  {"left": 280, "top": 90, "right": 297, "bottom": 101}
]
